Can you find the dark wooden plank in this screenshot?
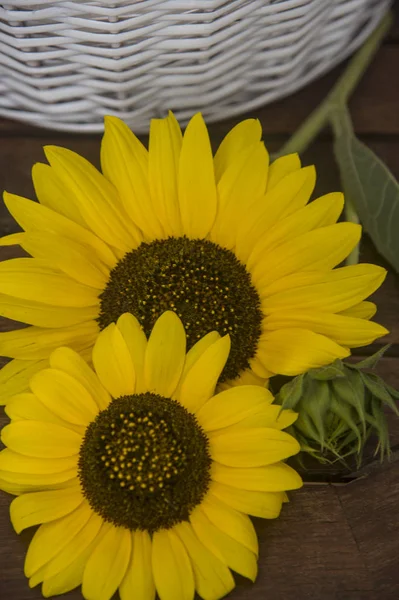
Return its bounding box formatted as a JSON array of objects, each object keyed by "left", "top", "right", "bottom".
[{"left": 337, "top": 460, "right": 399, "bottom": 599}]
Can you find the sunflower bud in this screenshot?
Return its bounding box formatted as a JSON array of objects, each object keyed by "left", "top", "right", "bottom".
[{"left": 275, "top": 346, "right": 399, "bottom": 466}]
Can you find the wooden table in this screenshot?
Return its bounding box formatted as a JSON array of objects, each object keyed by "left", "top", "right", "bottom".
[{"left": 0, "top": 7, "right": 399, "bottom": 600}]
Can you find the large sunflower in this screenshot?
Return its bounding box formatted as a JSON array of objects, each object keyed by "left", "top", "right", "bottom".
[
  {"left": 0, "top": 311, "right": 301, "bottom": 600},
  {"left": 0, "top": 112, "right": 387, "bottom": 402}
]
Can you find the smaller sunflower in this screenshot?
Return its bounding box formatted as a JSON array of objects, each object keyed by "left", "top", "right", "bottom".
[{"left": 0, "top": 311, "right": 302, "bottom": 600}]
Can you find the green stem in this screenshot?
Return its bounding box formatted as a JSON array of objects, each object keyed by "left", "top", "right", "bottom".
[
  {"left": 329, "top": 105, "right": 359, "bottom": 265},
  {"left": 275, "top": 12, "right": 392, "bottom": 158}
]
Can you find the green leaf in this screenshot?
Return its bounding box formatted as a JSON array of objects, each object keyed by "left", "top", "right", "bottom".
[
  {"left": 347, "top": 345, "right": 391, "bottom": 370},
  {"left": 332, "top": 106, "right": 399, "bottom": 273}
]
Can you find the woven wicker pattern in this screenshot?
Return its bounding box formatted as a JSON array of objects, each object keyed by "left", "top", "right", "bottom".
[{"left": 0, "top": 0, "right": 391, "bottom": 132}]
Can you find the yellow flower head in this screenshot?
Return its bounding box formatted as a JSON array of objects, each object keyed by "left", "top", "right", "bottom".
[
  {"left": 0, "top": 312, "right": 301, "bottom": 600},
  {"left": 0, "top": 112, "right": 388, "bottom": 402}
]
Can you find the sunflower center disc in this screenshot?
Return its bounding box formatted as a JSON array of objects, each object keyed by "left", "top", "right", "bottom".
[
  {"left": 98, "top": 237, "right": 262, "bottom": 381},
  {"left": 78, "top": 393, "right": 211, "bottom": 532}
]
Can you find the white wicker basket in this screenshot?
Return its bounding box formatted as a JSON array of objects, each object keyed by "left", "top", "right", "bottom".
[{"left": 0, "top": 0, "right": 392, "bottom": 133}]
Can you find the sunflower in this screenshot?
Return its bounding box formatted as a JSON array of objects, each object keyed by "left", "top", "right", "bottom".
[
  {"left": 0, "top": 311, "right": 301, "bottom": 600},
  {"left": 0, "top": 112, "right": 388, "bottom": 402}
]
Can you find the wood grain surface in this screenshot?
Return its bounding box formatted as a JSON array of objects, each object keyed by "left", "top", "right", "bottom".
[{"left": 0, "top": 6, "right": 399, "bottom": 600}]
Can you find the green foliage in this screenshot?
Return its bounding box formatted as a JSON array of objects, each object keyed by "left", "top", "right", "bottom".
[
  {"left": 275, "top": 348, "right": 399, "bottom": 466},
  {"left": 332, "top": 107, "right": 399, "bottom": 273},
  {"left": 275, "top": 12, "right": 399, "bottom": 273}
]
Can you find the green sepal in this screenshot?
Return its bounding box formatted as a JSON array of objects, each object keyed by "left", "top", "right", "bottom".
[
  {"left": 368, "top": 399, "right": 390, "bottom": 461},
  {"left": 295, "top": 410, "right": 322, "bottom": 443},
  {"left": 302, "top": 380, "right": 332, "bottom": 448},
  {"left": 276, "top": 374, "right": 304, "bottom": 410},
  {"left": 308, "top": 360, "right": 346, "bottom": 380},
  {"left": 329, "top": 394, "right": 362, "bottom": 452},
  {"left": 347, "top": 345, "right": 391, "bottom": 370},
  {"left": 361, "top": 372, "right": 399, "bottom": 416},
  {"left": 332, "top": 370, "right": 367, "bottom": 433}
]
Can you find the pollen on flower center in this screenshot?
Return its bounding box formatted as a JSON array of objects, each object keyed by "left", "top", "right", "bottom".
[
  {"left": 98, "top": 236, "right": 263, "bottom": 381},
  {"left": 78, "top": 393, "right": 211, "bottom": 532}
]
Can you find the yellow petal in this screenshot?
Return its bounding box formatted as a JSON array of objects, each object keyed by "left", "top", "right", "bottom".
[
  {"left": 259, "top": 271, "right": 324, "bottom": 298},
  {"left": 0, "top": 322, "right": 98, "bottom": 360},
  {"left": 117, "top": 313, "right": 148, "bottom": 394},
  {"left": 247, "top": 192, "right": 344, "bottom": 271},
  {"left": 200, "top": 494, "right": 258, "bottom": 554},
  {"left": 210, "top": 482, "right": 284, "bottom": 519},
  {"left": 0, "top": 232, "right": 25, "bottom": 246},
  {"left": 0, "top": 293, "right": 98, "bottom": 328},
  {"left": 92, "top": 323, "right": 135, "bottom": 398},
  {"left": 101, "top": 116, "right": 163, "bottom": 240},
  {"left": 32, "top": 162, "right": 88, "bottom": 227},
  {"left": 266, "top": 153, "right": 301, "bottom": 190},
  {"left": 173, "top": 332, "right": 220, "bottom": 400},
  {"left": 210, "top": 142, "right": 269, "bottom": 250},
  {"left": 5, "top": 392, "right": 83, "bottom": 432},
  {"left": 253, "top": 329, "right": 349, "bottom": 377},
  {"left": 235, "top": 166, "right": 316, "bottom": 263},
  {"left": 152, "top": 528, "right": 195, "bottom": 600},
  {"left": 196, "top": 385, "right": 273, "bottom": 432},
  {"left": 144, "top": 311, "right": 186, "bottom": 397},
  {"left": 17, "top": 231, "right": 109, "bottom": 289},
  {"left": 0, "top": 449, "right": 77, "bottom": 475},
  {"left": 120, "top": 531, "right": 155, "bottom": 600},
  {"left": 30, "top": 368, "right": 99, "bottom": 425},
  {"left": 10, "top": 483, "right": 83, "bottom": 533},
  {"left": 149, "top": 112, "right": 183, "bottom": 237},
  {"left": 190, "top": 506, "right": 257, "bottom": 582},
  {"left": 264, "top": 310, "right": 388, "bottom": 348},
  {"left": 0, "top": 258, "right": 100, "bottom": 307},
  {"left": 213, "top": 119, "right": 262, "bottom": 182},
  {"left": 227, "top": 405, "right": 298, "bottom": 431},
  {"left": 252, "top": 223, "right": 361, "bottom": 288},
  {"left": 0, "top": 470, "right": 76, "bottom": 494},
  {"left": 262, "top": 264, "right": 387, "bottom": 314},
  {"left": 178, "top": 335, "right": 230, "bottom": 413},
  {"left": 82, "top": 524, "right": 131, "bottom": 600},
  {"left": 1, "top": 421, "right": 82, "bottom": 458},
  {"left": 49, "top": 347, "right": 111, "bottom": 411},
  {"left": 3, "top": 192, "right": 117, "bottom": 269},
  {"left": 44, "top": 145, "right": 140, "bottom": 251},
  {"left": 217, "top": 368, "right": 269, "bottom": 392},
  {"left": 339, "top": 301, "right": 377, "bottom": 319},
  {"left": 175, "top": 521, "right": 235, "bottom": 600},
  {"left": 40, "top": 512, "right": 103, "bottom": 584},
  {"left": 211, "top": 461, "right": 303, "bottom": 492},
  {"left": 178, "top": 113, "right": 217, "bottom": 238},
  {"left": 209, "top": 427, "right": 300, "bottom": 466},
  {"left": 25, "top": 502, "right": 92, "bottom": 577}
]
